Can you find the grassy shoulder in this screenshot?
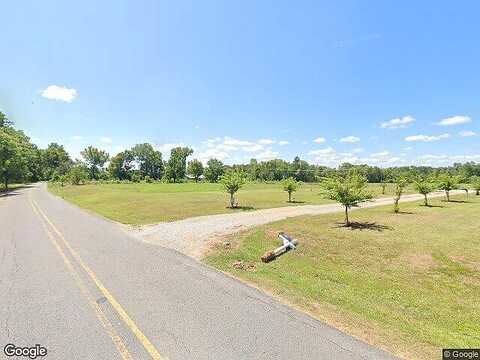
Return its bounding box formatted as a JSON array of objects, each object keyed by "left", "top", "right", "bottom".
[
  {"left": 204, "top": 195, "right": 480, "bottom": 360},
  {"left": 47, "top": 181, "right": 413, "bottom": 224}
]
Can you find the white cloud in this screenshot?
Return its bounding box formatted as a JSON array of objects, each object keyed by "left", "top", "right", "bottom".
[
  {"left": 155, "top": 143, "right": 186, "bottom": 153},
  {"left": 371, "top": 151, "right": 390, "bottom": 157},
  {"left": 403, "top": 146, "right": 413, "bottom": 151},
  {"left": 278, "top": 140, "right": 290, "bottom": 145},
  {"left": 437, "top": 115, "right": 471, "bottom": 126},
  {"left": 196, "top": 148, "right": 230, "bottom": 163},
  {"left": 258, "top": 138, "right": 276, "bottom": 145},
  {"left": 313, "top": 137, "right": 326, "bottom": 144},
  {"left": 100, "top": 137, "right": 112, "bottom": 144},
  {"left": 459, "top": 130, "right": 476, "bottom": 137},
  {"left": 255, "top": 150, "right": 279, "bottom": 161},
  {"left": 223, "top": 136, "right": 253, "bottom": 146},
  {"left": 380, "top": 115, "right": 415, "bottom": 129},
  {"left": 41, "top": 85, "right": 77, "bottom": 103},
  {"left": 352, "top": 147, "right": 364, "bottom": 153},
  {"left": 308, "top": 147, "right": 335, "bottom": 156},
  {"left": 242, "top": 144, "right": 263, "bottom": 152},
  {"left": 72, "top": 135, "right": 83, "bottom": 141},
  {"left": 405, "top": 133, "right": 450, "bottom": 142},
  {"left": 339, "top": 136, "right": 360, "bottom": 143}
]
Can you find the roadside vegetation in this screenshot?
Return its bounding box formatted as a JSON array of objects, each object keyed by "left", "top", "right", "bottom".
[{"left": 205, "top": 196, "right": 480, "bottom": 360}]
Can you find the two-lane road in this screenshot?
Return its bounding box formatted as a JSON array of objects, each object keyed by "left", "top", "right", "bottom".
[{"left": 0, "top": 183, "right": 397, "bottom": 359}]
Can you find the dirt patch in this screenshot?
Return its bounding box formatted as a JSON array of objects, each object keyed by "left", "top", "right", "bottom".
[
  {"left": 397, "top": 253, "right": 437, "bottom": 271},
  {"left": 232, "top": 260, "right": 257, "bottom": 272}
]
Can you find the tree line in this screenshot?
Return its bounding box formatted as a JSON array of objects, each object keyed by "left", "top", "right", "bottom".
[{"left": 2, "top": 111, "right": 480, "bottom": 189}]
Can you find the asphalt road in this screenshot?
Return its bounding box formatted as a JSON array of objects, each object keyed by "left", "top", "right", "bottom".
[{"left": 1, "top": 183, "right": 398, "bottom": 360}]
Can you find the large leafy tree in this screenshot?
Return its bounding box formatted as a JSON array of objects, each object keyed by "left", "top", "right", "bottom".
[
  {"left": 0, "top": 126, "right": 35, "bottom": 189},
  {"left": 108, "top": 150, "right": 135, "bottom": 180},
  {"left": 165, "top": 147, "right": 193, "bottom": 182},
  {"left": 321, "top": 173, "right": 372, "bottom": 226},
  {"left": 220, "top": 169, "right": 247, "bottom": 208},
  {"left": 187, "top": 159, "right": 204, "bottom": 182},
  {"left": 81, "top": 146, "right": 109, "bottom": 180},
  {"left": 131, "top": 143, "right": 163, "bottom": 180},
  {"left": 42, "top": 142, "right": 72, "bottom": 179},
  {"left": 470, "top": 176, "right": 480, "bottom": 196},
  {"left": 204, "top": 158, "right": 225, "bottom": 183}
]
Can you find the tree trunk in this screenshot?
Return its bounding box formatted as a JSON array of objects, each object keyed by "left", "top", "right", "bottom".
[
  {"left": 446, "top": 190, "right": 450, "bottom": 202},
  {"left": 424, "top": 194, "right": 428, "bottom": 206},
  {"left": 344, "top": 206, "right": 350, "bottom": 226},
  {"left": 288, "top": 191, "right": 292, "bottom": 202},
  {"left": 394, "top": 198, "right": 400, "bottom": 213},
  {"left": 4, "top": 176, "right": 8, "bottom": 190},
  {"left": 230, "top": 193, "right": 235, "bottom": 208},
  {"left": 382, "top": 185, "right": 386, "bottom": 195},
  {"left": 476, "top": 189, "right": 479, "bottom": 196}
]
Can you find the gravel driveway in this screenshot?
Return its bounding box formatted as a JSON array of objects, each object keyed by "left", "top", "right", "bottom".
[{"left": 131, "top": 190, "right": 463, "bottom": 259}]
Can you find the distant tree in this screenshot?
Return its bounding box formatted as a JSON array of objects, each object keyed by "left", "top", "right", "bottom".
[
  {"left": 413, "top": 178, "right": 434, "bottom": 206},
  {"left": 108, "top": 150, "right": 135, "bottom": 180},
  {"left": 42, "top": 143, "right": 72, "bottom": 179},
  {"left": 321, "top": 173, "right": 372, "bottom": 226},
  {"left": 187, "top": 159, "right": 204, "bottom": 182},
  {"left": 68, "top": 164, "right": 89, "bottom": 185},
  {"left": 393, "top": 177, "right": 409, "bottom": 213},
  {"left": 131, "top": 143, "right": 163, "bottom": 180},
  {"left": 437, "top": 174, "right": 458, "bottom": 202},
  {"left": 204, "top": 158, "right": 225, "bottom": 183},
  {"left": 282, "top": 177, "right": 299, "bottom": 202},
  {"left": 81, "top": 146, "right": 109, "bottom": 180},
  {"left": 165, "top": 147, "right": 193, "bottom": 182},
  {"left": 470, "top": 176, "right": 480, "bottom": 195},
  {"left": 220, "top": 169, "right": 247, "bottom": 208}
]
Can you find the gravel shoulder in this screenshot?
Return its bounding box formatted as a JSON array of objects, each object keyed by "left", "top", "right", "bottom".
[{"left": 131, "top": 190, "right": 462, "bottom": 259}]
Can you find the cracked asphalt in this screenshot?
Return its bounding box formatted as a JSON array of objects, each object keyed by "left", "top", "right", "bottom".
[{"left": 0, "top": 183, "right": 398, "bottom": 359}]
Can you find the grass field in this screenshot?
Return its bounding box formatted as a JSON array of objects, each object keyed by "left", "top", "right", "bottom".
[
  {"left": 48, "top": 182, "right": 414, "bottom": 224},
  {"left": 205, "top": 195, "right": 480, "bottom": 360}
]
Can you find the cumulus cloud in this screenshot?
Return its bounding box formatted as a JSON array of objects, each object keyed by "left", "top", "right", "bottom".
[
  {"left": 72, "top": 135, "right": 82, "bottom": 141},
  {"left": 155, "top": 142, "right": 186, "bottom": 153},
  {"left": 278, "top": 140, "right": 290, "bottom": 145},
  {"left": 195, "top": 148, "right": 230, "bottom": 163},
  {"left": 258, "top": 138, "right": 276, "bottom": 145},
  {"left": 380, "top": 115, "right": 415, "bottom": 129},
  {"left": 352, "top": 147, "right": 364, "bottom": 153},
  {"left": 100, "top": 137, "right": 112, "bottom": 144},
  {"left": 371, "top": 151, "right": 390, "bottom": 157},
  {"left": 308, "top": 147, "right": 335, "bottom": 156},
  {"left": 223, "top": 136, "right": 253, "bottom": 146},
  {"left": 339, "top": 136, "right": 360, "bottom": 143},
  {"left": 255, "top": 150, "right": 279, "bottom": 161},
  {"left": 437, "top": 115, "right": 471, "bottom": 126},
  {"left": 459, "top": 130, "right": 476, "bottom": 137},
  {"left": 242, "top": 144, "right": 263, "bottom": 152},
  {"left": 405, "top": 133, "right": 450, "bottom": 142},
  {"left": 41, "top": 85, "right": 77, "bottom": 102},
  {"left": 313, "top": 137, "right": 326, "bottom": 144}
]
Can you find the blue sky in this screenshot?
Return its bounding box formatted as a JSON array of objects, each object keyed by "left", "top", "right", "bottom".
[{"left": 2, "top": 0, "right": 479, "bottom": 167}]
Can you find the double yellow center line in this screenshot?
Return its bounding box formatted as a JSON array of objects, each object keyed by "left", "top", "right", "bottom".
[{"left": 29, "top": 198, "right": 165, "bottom": 360}]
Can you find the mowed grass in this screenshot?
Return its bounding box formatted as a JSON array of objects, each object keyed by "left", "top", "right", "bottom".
[
  {"left": 205, "top": 195, "right": 480, "bottom": 360},
  {"left": 48, "top": 182, "right": 412, "bottom": 225}
]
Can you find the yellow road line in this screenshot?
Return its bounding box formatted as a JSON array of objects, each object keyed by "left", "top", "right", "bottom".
[
  {"left": 30, "top": 200, "right": 133, "bottom": 360},
  {"left": 30, "top": 199, "right": 164, "bottom": 360}
]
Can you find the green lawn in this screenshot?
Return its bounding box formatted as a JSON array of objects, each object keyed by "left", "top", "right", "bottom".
[
  {"left": 205, "top": 195, "right": 480, "bottom": 360},
  {"left": 48, "top": 182, "right": 413, "bottom": 224}
]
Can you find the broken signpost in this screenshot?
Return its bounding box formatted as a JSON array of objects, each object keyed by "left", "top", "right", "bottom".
[{"left": 261, "top": 232, "right": 298, "bottom": 263}]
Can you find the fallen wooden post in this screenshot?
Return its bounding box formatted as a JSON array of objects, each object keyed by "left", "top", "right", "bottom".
[{"left": 261, "top": 232, "right": 298, "bottom": 263}]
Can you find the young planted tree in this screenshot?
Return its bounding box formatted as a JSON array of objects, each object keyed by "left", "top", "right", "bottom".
[
  {"left": 321, "top": 173, "right": 372, "bottom": 227},
  {"left": 81, "top": 146, "right": 109, "bottom": 180},
  {"left": 220, "top": 169, "right": 247, "bottom": 208},
  {"left": 282, "top": 177, "right": 299, "bottom": 202},
  {"left": 187, "top": 159, "right": 204, "bottom": 182},
  {"left": 470, "top": 176, "right": 480, "bottom": 195},
  {"left": 413, "top": 178, "right": 434, "bottom": 206},
  {"left": 393, "top": 177, "right": 408, "bottom": 213},
  {"left": 68, "top": 165, "right": 89, "bottom": 185},
  {"left": 437, "top": 174, "right": 458, "bottom": 202}
]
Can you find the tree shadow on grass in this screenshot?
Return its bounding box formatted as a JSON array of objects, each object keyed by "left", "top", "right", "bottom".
[
  {"left": 334, "top": 221, "right": 393, "bottom": 232},
  {"left": 227, "top": 206, "right": 255, "bottom": 211},
  {"left": 287, "top": 200, "right": 306, "bottom": 204},
  {"left": 424, "top": 204, "right": 444, "bottom": 208},
  {"left": 394, "top": 211, "right": 414, "bottom": 215},
  {"left": 446, "top": 200, "right": 470, "bottom": 203}
]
